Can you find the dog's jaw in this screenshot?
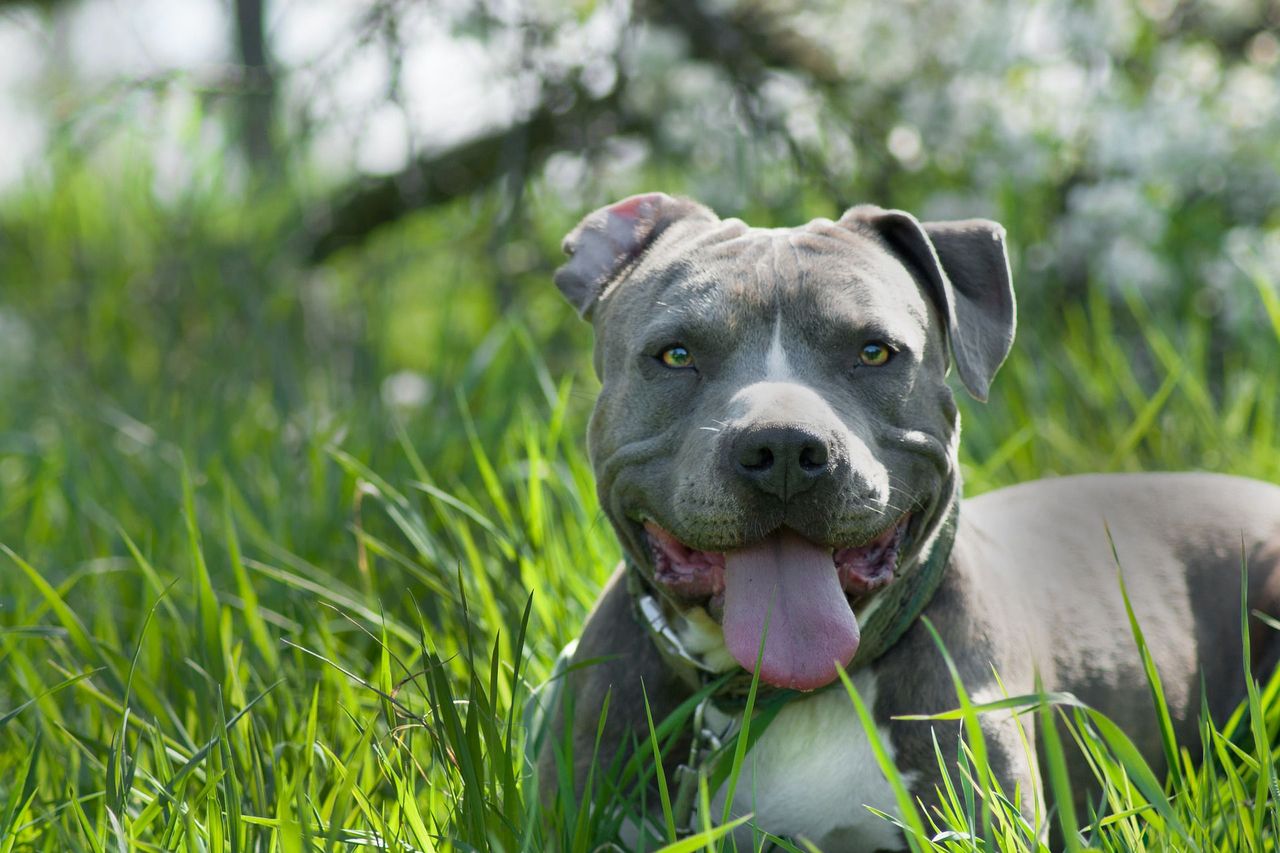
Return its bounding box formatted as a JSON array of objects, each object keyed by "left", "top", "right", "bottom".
[
  {"left": 643, "top": 515, "right": 911, "bottom": 606},
  {"left": 641, "top": 515, "right": 912, "bottom": 690}
]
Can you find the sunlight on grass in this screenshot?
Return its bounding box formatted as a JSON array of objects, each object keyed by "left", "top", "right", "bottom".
[{"left": 1, "top": 151, "right": 1279, "bottom": 850}]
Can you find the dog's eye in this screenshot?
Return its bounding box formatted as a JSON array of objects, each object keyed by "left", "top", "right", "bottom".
[
  {"left": 859, "top": 342, "right": 894, "bottom": 367},
  {"left": 660, "top": 345, "right": 695, "bottom": 369}
]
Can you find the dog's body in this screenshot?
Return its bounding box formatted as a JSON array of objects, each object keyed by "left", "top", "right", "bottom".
[{"left": 537, "top": 194, "right": 1280, "bottom": 850}]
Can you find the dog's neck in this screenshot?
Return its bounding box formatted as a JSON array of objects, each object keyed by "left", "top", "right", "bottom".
[{"left": 625, "top": 480, "right": 961, "bottom": 705}]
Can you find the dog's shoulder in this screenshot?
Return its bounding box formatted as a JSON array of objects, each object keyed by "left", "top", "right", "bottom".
[{"left": 537, "top": 566, "right": 692, "bottom": 803}]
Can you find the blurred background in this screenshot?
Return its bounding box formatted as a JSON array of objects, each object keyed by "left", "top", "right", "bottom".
[
  {"left": 2, "top": 0, "right": 1278, "bottom": 538},
  {"left": 0, "top": 1, "right": 1279, "bottom": 845},
  {"left": 3, "top": 0, "right": 1280, "bottom": 697}
]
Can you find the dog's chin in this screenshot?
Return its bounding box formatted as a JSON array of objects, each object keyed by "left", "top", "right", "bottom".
[{"left": 637, "top": 514, "right": 915, "bottom": 621}]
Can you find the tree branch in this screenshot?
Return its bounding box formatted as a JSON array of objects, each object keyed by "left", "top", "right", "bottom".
[{"left": 303, "top": 0, "right": 835, "bottom": 262}]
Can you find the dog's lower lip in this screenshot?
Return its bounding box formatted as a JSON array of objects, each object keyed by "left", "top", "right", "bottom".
[{"left": 642, "top": 520, "right": 727, "bottom": 601}]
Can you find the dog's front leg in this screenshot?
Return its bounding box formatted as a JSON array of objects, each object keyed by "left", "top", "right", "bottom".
[{"left": 535, "top": 566, "right": 694, "bottom": 833}]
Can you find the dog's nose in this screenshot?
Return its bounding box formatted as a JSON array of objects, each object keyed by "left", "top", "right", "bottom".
[{"left": 731, "top": 424, "right": 833, "bottom": 499}]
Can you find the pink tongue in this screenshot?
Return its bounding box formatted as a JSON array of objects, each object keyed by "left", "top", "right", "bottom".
[{"left": 722, "top": 529, "right": 860, "bottom": 691}]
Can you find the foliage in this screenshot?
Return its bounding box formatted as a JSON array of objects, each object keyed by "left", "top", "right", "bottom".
[{"left": 1, "top": 0, "right": 1280, "bottom": 848}]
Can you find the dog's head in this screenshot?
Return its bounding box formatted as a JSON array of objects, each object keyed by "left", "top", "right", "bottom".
[{"left": 554, "top": 193, "right": 1015, "bottom": 690}]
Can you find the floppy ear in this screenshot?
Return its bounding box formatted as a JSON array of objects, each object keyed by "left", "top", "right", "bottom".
[
  {"left": 555, "top": 193, "right": 716, "bottom": 319},
  {"left": 841, "top": 205, "right": 1016, "bottom": 401}
]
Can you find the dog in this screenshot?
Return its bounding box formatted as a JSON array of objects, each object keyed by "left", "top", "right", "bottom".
[{"left": 534, "top": 192, "right": 1280, "bottom": 851}]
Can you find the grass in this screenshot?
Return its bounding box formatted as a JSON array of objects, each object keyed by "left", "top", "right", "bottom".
[{"left": 2, "top": 140, "right": 1280, "bottom": 851}]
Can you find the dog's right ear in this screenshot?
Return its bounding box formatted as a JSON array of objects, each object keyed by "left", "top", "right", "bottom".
[
  {"left": 555, "top": 193, "right": 716, "bottom": 319},
  {"left": 840, "top": 205, "right": 1015, "bottom": 402}
]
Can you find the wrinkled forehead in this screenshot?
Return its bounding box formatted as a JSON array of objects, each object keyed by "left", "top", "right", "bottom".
[{"left": 610, "top": 222, "right": 933, "bottom": 337}]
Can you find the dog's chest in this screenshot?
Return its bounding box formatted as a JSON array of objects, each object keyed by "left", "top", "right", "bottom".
[{"left": 709, "top": 671, "right": 914, "bottom": 852}]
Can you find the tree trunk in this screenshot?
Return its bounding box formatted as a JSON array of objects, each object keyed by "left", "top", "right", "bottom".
[{"left": 234, "top": 0, "right": 276, "bottom": 173}]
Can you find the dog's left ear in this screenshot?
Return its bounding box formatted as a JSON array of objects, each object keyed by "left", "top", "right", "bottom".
[
  {"left": 555, "top": 193, "right": 716, "bottom": 319},
  {"left": 842, "top": 206, "right": 1016, "bottom": 401}
]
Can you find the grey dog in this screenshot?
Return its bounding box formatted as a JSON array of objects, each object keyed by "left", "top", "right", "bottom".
[{"left": 534, "top": 192, "right": 1280, "bottom": 851}]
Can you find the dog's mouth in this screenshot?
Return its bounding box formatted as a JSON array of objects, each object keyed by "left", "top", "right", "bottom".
[{"left": 642, "top": 515, "right": 911, "bottom": 691}]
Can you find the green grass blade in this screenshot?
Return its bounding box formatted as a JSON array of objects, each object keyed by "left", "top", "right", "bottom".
[
  {"left": 1105, "top": 523, "right": 1183, "bottom": 790},
  {"left": 835, "top": 668, "right": 929, "bottom": 853}
]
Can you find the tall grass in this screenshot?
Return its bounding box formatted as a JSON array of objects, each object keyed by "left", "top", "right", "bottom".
[{"left": 2, "top": 140, "right": 1279, "bottom": 850}]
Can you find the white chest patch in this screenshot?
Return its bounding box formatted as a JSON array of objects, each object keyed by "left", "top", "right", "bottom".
[{"left": 709, "top": 671, "right": 916, "bottom": 852}]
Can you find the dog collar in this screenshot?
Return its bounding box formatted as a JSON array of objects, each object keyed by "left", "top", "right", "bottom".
[{"left": 624, "top": 493, "right": 961, "bottom": 704}]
